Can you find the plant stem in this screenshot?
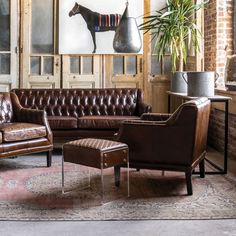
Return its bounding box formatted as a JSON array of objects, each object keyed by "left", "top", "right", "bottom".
[
  {"left": 179, "top": 49, "right": 184, "bottom": 72},
  {"left": 179, "top": 34, "right": 184, "bottom": 72}
]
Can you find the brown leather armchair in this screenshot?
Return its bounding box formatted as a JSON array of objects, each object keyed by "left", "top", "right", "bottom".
[
  {"left": 0, "top": 92, "right": 53, "bottom": 167},
  {"left": 116, "top": 97, "right": 211, "bottom": 195}
]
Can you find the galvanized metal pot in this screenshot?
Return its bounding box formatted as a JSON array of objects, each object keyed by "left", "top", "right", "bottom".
[
  {"left": 171, "top": 72, "right": 188, "bottom": 93},
  {"left": 182, "top": 71, "right": 219, "bottom": 97}
]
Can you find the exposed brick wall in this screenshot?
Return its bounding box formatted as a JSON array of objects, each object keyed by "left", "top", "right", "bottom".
[
  {"left": 204, "top": 0, "right": 235, "bottom": 160},
  {"left": 208, "top": 109, "right": 236, "bottom": 160},
  {"left": 225, "top": 0, "right": 234, "bottom": 56},
  {"left": 204, "top": 0, "right": 234, "bottom": 85},
  {"left": 204, "top": 0, "right": 217, "bottom": 73}
]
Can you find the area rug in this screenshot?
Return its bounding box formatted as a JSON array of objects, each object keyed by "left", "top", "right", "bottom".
[{"left": 0, "top": 153, "right": 236, "bottom": 221}]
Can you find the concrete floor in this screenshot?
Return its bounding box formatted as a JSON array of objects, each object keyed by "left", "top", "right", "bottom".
[
  {"left": 0, "top": 148, "right": 236, "bottom": 236},
  {"left": 0, "top": 220, "right": 236, "bottom": 236}
]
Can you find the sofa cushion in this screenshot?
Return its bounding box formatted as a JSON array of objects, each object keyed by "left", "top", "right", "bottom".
[
  {"left": 47, "top": 116, "right": 78, "bottom": 130},
  {"left": 78, "top": 116, "right": 140, "bottom": 129},
  {"left": 0, "top": 123, "right": 46, "bottom": 142}
]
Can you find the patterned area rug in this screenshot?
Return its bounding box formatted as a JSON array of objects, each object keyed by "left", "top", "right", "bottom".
[{"left": 0, "top": 153, "right": 236, "bottom": 220}]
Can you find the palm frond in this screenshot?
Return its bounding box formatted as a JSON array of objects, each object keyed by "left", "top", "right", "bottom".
[{"left": 139, "top": 0, "right": 207, "bottom": 72}]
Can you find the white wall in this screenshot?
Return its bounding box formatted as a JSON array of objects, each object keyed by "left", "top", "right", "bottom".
[{"left": 59, "top": 0, "right": 143, "bottom": 54}]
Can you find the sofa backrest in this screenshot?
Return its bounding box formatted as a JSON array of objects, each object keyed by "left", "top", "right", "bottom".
[
  {"left": 0, "top": 93, "right": 13, "bottom": 124},
  {"left": 12, "top": 88, "right": 144, "bottom": 117}
]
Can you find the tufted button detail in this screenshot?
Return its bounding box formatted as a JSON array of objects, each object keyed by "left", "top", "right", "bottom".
[
  {"left": 12, "top": 89, "right": 141, "bottom": 118},
  {"left": 0, "top": 93, "right": 13, "bottom": 124}
]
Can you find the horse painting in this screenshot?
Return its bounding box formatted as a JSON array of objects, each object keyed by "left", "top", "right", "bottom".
[{"left": 69, "top": 2, "right": 121, "bottom": 53}]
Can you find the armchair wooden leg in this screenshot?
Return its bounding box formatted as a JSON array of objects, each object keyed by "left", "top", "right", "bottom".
[
  {"left": 114, "top": 165, "right": 121, "bottom": 187},
  {"left": 185, "top": 171, "right": 193, "bottom": 195},
  {"left": 199, "top": 159, "right": 205, "bottom": 178},
  {"left": 46, "top": 150, "right": 52, "bottom": 167}
]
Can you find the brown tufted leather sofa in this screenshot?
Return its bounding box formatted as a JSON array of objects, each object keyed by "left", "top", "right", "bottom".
[
  {"left": 0, "top": 92, "right": 53, "bottom": 166},
  {"left": 12, "top": 88, "right": 151, "bottom": 147},
  {"left": 116, "top": 97, "right": 211, "bottom": 195}
]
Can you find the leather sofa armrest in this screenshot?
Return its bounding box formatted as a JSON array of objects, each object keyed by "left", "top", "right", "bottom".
[
  {"left": 137, "top": 102, "right": 152, "bottom": 116},
  {"left": 141, "top": 113, "right": 172, "bottom": 121},
  {"left": 10, "top": 92, "right": 53, "bottom": 143},
  {"left": 20, "top": 108, "right": 53, "bottom": 144}
]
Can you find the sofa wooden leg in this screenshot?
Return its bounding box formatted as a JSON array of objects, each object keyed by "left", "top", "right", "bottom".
[
  {"left": 199, "top": 159, "right": 205, "bottom": 178},
  {"left": 114, "top": 165, "right": 121, "bottom": 187},
  {"left": 47, "top": 150, "right": 52, "bottom": 167},
  {"left": 8, "top": 156, "right": 18, "bottom": 159},
  {"left": 185, "top": 171, "right": 193, "bottom": 195}
]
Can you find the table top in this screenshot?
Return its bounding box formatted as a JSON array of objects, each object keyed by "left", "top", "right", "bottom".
[{"left": 166, "top": 91, "right": 232, "bottom": 101}]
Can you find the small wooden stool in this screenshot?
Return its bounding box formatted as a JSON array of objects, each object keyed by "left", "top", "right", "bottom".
[{"left": 62, "top": 138, "right": 129, "bottom": 200}]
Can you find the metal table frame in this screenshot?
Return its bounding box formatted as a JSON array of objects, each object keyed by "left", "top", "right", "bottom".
[{"left": 167, "top": 91, "right": 231, "bottom": 174}]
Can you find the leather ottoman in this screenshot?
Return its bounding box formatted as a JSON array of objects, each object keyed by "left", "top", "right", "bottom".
[{"left": 62, "top": 138, "right": 130, "bottom": 200}]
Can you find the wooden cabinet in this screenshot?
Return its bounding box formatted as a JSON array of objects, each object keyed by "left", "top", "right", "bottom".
[{"left": 1, "top": 0, "right": 204, "bottom": 113}]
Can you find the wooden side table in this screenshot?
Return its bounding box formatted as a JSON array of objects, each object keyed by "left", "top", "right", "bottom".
[{"left": 167, "top": 91, "right": 231, "bottom": 174}]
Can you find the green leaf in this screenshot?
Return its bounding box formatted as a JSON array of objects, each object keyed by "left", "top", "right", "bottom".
[{"left": 139, "top": 0, "right": 206, "bottom": 73}]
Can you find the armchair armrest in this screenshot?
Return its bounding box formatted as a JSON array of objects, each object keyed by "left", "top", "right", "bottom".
[
  {"left": 122, "top": 119, "right": 167, "bottom": 125},
  {"left": 10, "top": 92, "right": 53, "bottom": 143},
  {"left": 136, "top": 102, "right": 152, "bottom": 116},
  {"left": 141, "top": 113, "right": 172, "bottom": 121},
  {"left": 116, "top": 119, "right": 167, "bottom": 141},
  {"left": 20, "top": 108, "right": 53, "bottom": 143}
]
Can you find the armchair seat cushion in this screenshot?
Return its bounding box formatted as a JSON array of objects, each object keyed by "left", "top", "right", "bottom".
[
  {"left": 47, "top": 116, "right": 78, "bottom": 130},
  {"left": 78, "top": 116, "right": 140, "bottom": 129},
  {"left": 0, "top": 123, "right": 46, "bottom": 142}
]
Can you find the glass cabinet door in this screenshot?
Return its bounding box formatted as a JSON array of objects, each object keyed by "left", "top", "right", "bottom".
[
  {"left": 0, "top": 0, "right": 18, "bottom": 91},
  {"left": 105, "top": 55, "right": 144, "bottom": 89},
  {"left": 62, "top": 55, "right": 100, "bottom": 88},
  {"left": 21, "top": 0, "right": 60, "bottom": 88}
]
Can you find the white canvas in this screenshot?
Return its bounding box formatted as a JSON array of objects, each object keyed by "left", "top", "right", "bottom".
[{"left": 59, "top": 0, "right": 143, "bottom": 54}]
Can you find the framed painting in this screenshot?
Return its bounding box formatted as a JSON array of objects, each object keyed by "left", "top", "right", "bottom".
[{"left": 59, "top": 0, "right": 143, "bottom": 54}]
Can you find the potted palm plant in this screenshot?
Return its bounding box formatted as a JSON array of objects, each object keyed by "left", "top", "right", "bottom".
[{"left": 140, "top": 0, "right": 208, "bottom": 93}]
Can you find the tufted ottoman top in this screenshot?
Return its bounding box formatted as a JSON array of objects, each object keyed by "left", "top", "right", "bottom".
[{"left": 64, "top": 138, "right": 127, "bottom": 152}]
